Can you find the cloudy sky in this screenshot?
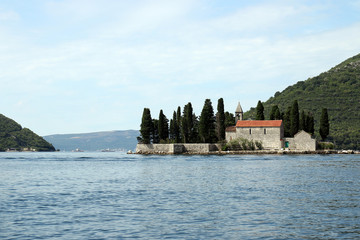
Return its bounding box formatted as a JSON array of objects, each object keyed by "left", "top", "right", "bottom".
[{"left": 1, "top": 0, "right": 360, "bottom": 135}]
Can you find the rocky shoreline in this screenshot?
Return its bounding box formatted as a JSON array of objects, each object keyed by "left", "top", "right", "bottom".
[{"left": 135, "top": 149, "right": 359, "bottom": 155}]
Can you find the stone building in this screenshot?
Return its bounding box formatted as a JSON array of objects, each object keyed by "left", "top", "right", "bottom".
[{"left": 225, "top": 102, "right": 316, "bottom": 151}]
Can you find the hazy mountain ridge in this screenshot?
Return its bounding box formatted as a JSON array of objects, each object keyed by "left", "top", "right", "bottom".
[
  {"left": 244, "top": 53, "right": 360, "bottom": 150},
  {"left": 43, "top": 130, "right": 139, "bottom": 151}
]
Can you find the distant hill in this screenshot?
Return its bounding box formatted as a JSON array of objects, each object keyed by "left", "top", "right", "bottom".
[
  {"left": 0, "top": 114, "right": 55, "bottom": 151},
  {"left": 43, "top": 130, "right": 139, "bottom": 152},
  {"left": 244, "top": 53, "right": 360, "bottom": 150}
]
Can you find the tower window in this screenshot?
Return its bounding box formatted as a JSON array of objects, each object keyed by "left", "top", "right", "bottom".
[{"left": 249, "top": 129, "right": 251, "bottom": 135}]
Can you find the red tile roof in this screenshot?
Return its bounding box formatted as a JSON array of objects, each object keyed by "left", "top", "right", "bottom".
[
  {"left": 225, "top": 126, "right": 236, "bottom": 132},
  {"left": 236, "top": 120, "right": 282, "bottom": 127}
]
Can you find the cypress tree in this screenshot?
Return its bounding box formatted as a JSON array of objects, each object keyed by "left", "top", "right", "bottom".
[
  {"left": 290, "top": 100, "right": 299, "bottom": 137},
  {"left": 138, "top": 108, "right": 152, "bottom": 144},
  {"left": 269, "top": 105, "right": 278, "bottom": 120},
  {"left": 225, "top": 111, "right": 235, "bottom": 127},
  {"left": 299, "top": 110, "right": 306, "bottom": 131},
  {"left": 158, "top": 110, "right": 169, "bottom": 142},
  {"left": 176, "top": 106, "right": 182, "bottom": 143},
  {"left": 283, "top": 106, "right": 291, "bottom": 137},
  {"left": 256, "top": 101, "right": 265, "bottom": 120},
  {"left": 169, "top": 111, "right": 178, "bottom": 142},
  {"left": 216, "top": 98, "right": 226, "bottom": 141},
  {"left": 182, "top": 103, "right": 193, "bottom": 143},
  {"left": 199, "top": 99, "right": 216, "bottom": 143},
  {"left": 319, "top": 108, "right": 330, "bottom": 140},
  {"left": 152, "top": 119, "right": 160, "bottom": 143},
  {"left": 306, "top": 113, "right": 315, "bottom": 135},
  {"left": 274, "top": 107, "right": 281, "bottom": 120}
]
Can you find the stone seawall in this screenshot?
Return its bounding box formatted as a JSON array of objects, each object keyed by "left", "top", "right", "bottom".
[
  {"left": 136, "top": 144, "right": 220, "bottom": 154},
  {"left": 135, "top": 144, "right": 358, "bottom": 155}
]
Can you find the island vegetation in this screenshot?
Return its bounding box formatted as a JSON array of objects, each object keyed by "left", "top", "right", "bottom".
[
  {"left": 245, "top": 53, "right": 360, "bottom": 150},
  {"left": 0, "top": 114, "right": 55, "bottom": 151}
]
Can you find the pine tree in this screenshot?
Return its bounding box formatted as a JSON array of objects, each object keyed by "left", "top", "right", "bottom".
[
  {"left": 256, "top": 101, "right": 265, "bottom": 120},
  {"left": 216, "top": 98, "right": 226, "bottom": 141},
  {"left": 290, "top": 100, "right": 299, "bottom": 137},
  {"left": 158, "top": 110, "right": 169, "bottom": 142},
  {"left": 138, "top": 108, "right": 152, "bottom": 144},
  {"left": 199, "top": 99, "right": 216, "bottom": 143},
  {"left": 319, "top": 108, "right": 330, "bottom": 140}
]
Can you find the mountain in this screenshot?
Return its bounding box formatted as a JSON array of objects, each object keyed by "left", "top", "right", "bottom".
[
  {"left": 0, "top": 114, "right": 55, "bottom": 151},
  {"left": 43, "top": 130, "right": 139, "bottom": 152},
  {"left": 244, "top": 53, "right": 360, "bottom": 150}
]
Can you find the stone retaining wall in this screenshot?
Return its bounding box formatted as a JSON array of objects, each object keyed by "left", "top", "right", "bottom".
[{"left": 136, "top": 143, "right": 220, "bottom": 154}]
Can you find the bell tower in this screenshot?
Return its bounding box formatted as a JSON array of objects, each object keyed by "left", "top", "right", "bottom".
[{"left": 235, "top": 102, "right": 243, "bottom": 123}]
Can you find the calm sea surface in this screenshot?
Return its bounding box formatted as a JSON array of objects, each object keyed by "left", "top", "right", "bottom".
[{"left": 0, "top": 152, "right": 359, "bottom": 239}]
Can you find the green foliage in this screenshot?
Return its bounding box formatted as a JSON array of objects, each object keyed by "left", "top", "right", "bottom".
[
  {"left": 158, "top": 110, "right": 169, "bottom": 141},
  {"left": 0, "top": 114, "right": 55, "bottom": 151},
  {"left": 138, "top": 108, "right": 152, "bottom": 144},
  {"left": 290, "top": 100, "right": 299, "bottom": 137},
  {"left": 216, "top": 98, "right": 226, "bottom": 141},
  {"left": 199, "top": 99, "right": 216, "bottom": 143},
  {"left": 256, "top": 101, "right": 265, "bottom": 120},
  {"left": 317, "top": 142, "right": 334, "bottom": 150},
  {"left": 319, "top": 108, "right": 329, "bottom": 140},
  {"left": 224, "top": 138, "right": 263, "bottom": 151},
  {"left": 182, "top": 102, "right": 194, "bottom": 143},
  {"left": 245, "top": 53, "right": 360, "bottom": 150},
  {"left": 224, "top": 111, "right": 235, "bottom": 127}
]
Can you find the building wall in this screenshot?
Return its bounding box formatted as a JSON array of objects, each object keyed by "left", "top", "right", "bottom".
[
  {"left": 283, "top": 131, "right": 316, "bottom": 151},
  {"left": 228, "top": 126, "right": 283, "bottom": 150}
]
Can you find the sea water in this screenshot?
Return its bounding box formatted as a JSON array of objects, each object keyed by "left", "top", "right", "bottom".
[{"left": 0, "top": 152, "right": 359, "bottom": 239}]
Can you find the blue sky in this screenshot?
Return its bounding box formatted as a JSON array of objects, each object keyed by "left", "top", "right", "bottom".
[{"left": 1, "top": 0, "right": 360, "bottom": 135}]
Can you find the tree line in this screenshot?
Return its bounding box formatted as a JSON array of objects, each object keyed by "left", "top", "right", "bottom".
[
  {"left": 138, "top": 98, "right": 330, "bottom": 144},
  {"left": 138, "top": 98, "right": 235, "bottom": 144},
  {"left": 255, "top": 100, "right": 329, "bottom": 140}
]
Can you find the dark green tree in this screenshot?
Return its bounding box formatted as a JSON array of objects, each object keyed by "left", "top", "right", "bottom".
[
  {"left": 158, "top": 110, "right": 169, "bottom": 142},
  {"left": 225, "top": 111, "right": 235, "bottom": 127},
  {"left": 181, "top": 102, "right": 194, "bottom": 143},
  {"left": 169, "top": 111, "right": 177, "bottom": 142},
  {"left": 176, "top": 106, "right": 182, "bottom": 143},
  {"left": 256, "top": 101, "right": 265, "bottom": 120},
  {"left": 305, "top": 113, "right": 315, "bottom": 135},
  {"left": 216, "top": 98, "right": 226, "bottom": 141},
  {"left": 299, "top": 110, "right": 306, "bottom": 131},
  {"left": 269, "top": 105, "right": 279, "bottom": 120},
  {"left": 290, "top": 100, "right": 299, "bottom": 137},
  {"left": 283, "top": 106, "right": 291, "bottom": 137},
  {"left": 152, "top": 119, "right": 159, "bottom": 143},
  {"left": 191, "top": 113, "right": 199, "bottom": 143},
  {"left": 274, "top": 107, "right": 281, "bottom": 120},
  {"left": 138, "top": 108, "right": 152, "bottom": 144},
  {"left": 319, "top": 108, "right": 330, "bottom": 140},
  {"left": 199, "top": 99, "right": 216, "bottom": 143}
]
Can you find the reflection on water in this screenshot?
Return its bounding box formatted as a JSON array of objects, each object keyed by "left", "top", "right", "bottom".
[{"left": 0, "top": 153, "right": 359, "bottom": 239}]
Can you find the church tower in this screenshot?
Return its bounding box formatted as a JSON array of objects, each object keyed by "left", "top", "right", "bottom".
[{"left": 235, "top": 102, "right": 243, "bottom": 123}]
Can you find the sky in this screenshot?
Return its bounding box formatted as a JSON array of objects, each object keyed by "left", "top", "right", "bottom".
[{"left": 1, "top": 0, "right": 360, "bottom": 136}]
